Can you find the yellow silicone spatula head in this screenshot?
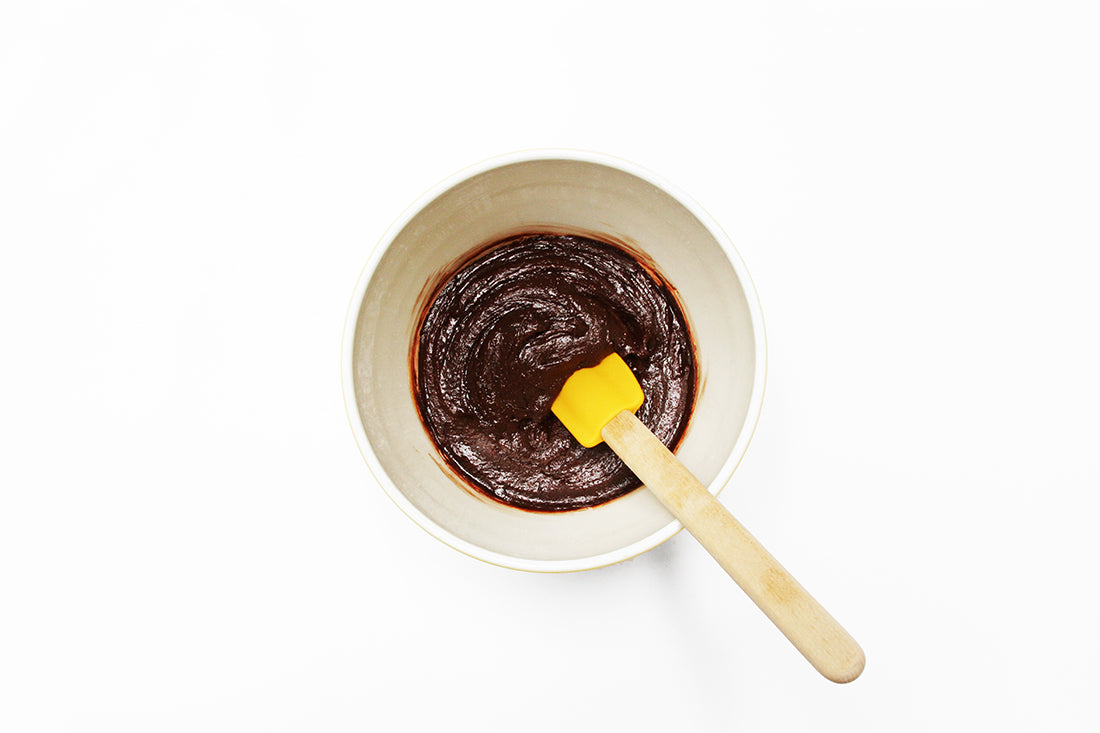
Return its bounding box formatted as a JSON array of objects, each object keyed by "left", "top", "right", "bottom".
[{"left": 550, "top": 353, "right": 644, "bottom": 448}]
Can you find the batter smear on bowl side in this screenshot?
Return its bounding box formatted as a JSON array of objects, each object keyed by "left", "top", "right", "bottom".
[{"left": 413, "top": 233, "right": 696, "bottom": 511}]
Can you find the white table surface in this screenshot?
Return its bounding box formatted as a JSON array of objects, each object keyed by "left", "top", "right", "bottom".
[{"left": 3, "top": 2, "right": 1098, "bottom": 730}]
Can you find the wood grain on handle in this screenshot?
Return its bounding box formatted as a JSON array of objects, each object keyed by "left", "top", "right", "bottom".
[{"left": 601, "top": 410, "right": 865, "bottom": 683}]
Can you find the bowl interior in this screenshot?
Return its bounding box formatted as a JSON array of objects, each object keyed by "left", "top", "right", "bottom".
[{"left": 347, "top": 155, "right": 761, "bottom": 569}]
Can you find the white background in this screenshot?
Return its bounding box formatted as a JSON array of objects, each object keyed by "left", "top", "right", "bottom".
[{"left": 2, "top": 1, "right": 1098, "bottom": 731}]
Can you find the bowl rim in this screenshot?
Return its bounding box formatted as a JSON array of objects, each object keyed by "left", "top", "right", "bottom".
[{"left": 341, "top": 148, "right": 768, "bottom": 572}]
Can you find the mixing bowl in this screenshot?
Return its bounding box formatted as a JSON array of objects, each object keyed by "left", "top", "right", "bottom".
[{"left": 342, "top": 149, "right": 766, "bottom": 571}]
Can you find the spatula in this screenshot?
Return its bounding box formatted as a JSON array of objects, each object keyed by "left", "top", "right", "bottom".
[{"left": 551, "top": 353, "right": 865, "bottom": 683}]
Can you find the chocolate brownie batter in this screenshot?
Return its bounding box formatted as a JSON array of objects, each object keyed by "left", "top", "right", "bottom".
[{"left": 414, "top": 233, "right": 696, "bottom": 511}]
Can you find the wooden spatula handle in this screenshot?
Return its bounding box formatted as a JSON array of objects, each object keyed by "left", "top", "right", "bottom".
[{"left": 601, "top": 410, "right": 865, "bottom": 683}]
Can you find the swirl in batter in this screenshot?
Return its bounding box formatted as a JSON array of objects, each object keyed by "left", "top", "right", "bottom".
[{"left": 414, "top": 233, "right": 696, "bottom": 511}]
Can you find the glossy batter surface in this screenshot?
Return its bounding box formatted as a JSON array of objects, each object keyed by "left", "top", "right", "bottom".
[{"left": 414, "top": 233, "right": 696, "bottom": 511}]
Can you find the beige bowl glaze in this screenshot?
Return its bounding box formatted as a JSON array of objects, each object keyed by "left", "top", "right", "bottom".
[{"left": 342, "top": 150, "right": 766, "bottom": 572}]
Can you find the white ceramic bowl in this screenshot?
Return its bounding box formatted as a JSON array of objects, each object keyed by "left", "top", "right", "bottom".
[{"left": 342, "top": 150, "right": 766, "bottom": 572}]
